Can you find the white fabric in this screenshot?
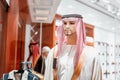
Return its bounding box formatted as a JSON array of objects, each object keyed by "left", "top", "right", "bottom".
[
  {"left": 79, "top": 46, "right": 101, "bottom": 80},
  {"left": 44, "top": 45, "right": 102, "bottom": 80},
  {"left": 44, "top": 45, "right": 58, "bottom": 80},
  {"left": 58, "top": 45, "right": 75, "bottom": 80},
  {"left": 8, "top": 70, "right": 18, "bottom": 80},
  {"left": 8, "top": 70, "right": 29, "bottom": 80},
  {"left": 21, "top": 70, "right": 29, "bottom": 80}
]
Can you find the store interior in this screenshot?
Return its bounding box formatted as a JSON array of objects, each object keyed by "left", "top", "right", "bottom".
[{"left": 0, "top": 0, "right": 120, "bottom": 80}]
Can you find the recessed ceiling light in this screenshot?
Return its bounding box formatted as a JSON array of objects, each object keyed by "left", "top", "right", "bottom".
[
  {"left": 116, "top": 11, "right": 120, "bottom": 16},
  {"left": 34, "top": 8, "right": 50, "bottom": 15},
  {"left": 31, "top": 0, "right": 53, "bottom": 6},
  {"left": 106, "top": 4, "right": 112, "bottom": 12},
  {"left": 68, "top": 5, "right": 74, "bottom": 8},
  {"left": 35, "top": 16, "right": 48, "bottom": 21},
  {"left": 111, "top": 27, "right": 115, "bottom": 30},
  {"left": 35, "top": 32, "right": 38, "bottom": 35}
]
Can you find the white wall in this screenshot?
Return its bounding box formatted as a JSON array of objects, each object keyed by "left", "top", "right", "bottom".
[
  {"left": 94, "top": 27, "right": 115, "bottom": 43},
  {"left": 57, "top": 0, "right": 120, "bottom": 32},
  {"left": 24, "top": 24, "right": 31, "bottom": 61}
]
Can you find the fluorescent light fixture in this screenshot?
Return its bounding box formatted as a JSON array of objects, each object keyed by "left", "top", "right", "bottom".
[
  {"left": 35, "top": 16, "right": 48, "bottom": 21},
  {"left": 35, "top": 32, "right": 38, "bottom": 35},
  {"left": 34, "top": 8, "right": 50, "bottom": 15},
  {"left": 106, "top": 4, "right": 112, "bottom": 12},
  {"left": 28, "top": 0, "right": 53, "bottom": 6},
  {"left": 68, "top": 5, "right": 74, "bottom": 8},
  {"left": 111, "top": 27, "right": 115, "bottom": 30}
]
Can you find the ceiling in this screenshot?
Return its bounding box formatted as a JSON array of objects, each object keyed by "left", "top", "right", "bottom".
[
  {"left": 76, "top": 0, "right": 120, "bottom": 20},
  {"left": 16, "top": 0, "right": 120, "bottom": 33},
  {"left": 57, "top": 0, "right": 120, "bottom": 33},
  {"left": 18, "top": 0, "right": 61, "bottom": 26},
  {"left": 27, "top": 0, "right": 61, "bottom": 23}
]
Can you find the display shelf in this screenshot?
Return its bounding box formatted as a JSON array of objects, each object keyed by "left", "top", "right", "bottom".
[{"left": 84, "top": 23, "right": 94, "bottom": 46}]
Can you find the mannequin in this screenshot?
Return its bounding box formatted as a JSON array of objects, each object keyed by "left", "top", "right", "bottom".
[
  {"left": 34, "top": 46, "right": 50, "bottom": 74},
  {"left": 44, "top": 14, "right": 102, "bottom": 80},
  {"left": 27, "top": 42, "right": 40, "bottom": 69}
]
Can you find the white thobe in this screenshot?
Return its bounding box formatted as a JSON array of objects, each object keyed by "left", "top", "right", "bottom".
[
  {"left": 58, "top": 45, "right": 75, "bottom": 80},
  {"left": 44, "top": 45, "right": 102, "bottom": 80}
]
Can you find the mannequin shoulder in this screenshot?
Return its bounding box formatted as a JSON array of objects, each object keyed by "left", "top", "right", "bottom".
[
  {"left": 83, "top": 46, "right": 101, "bottom": 67},
  {"left": 83, "top": 46, "right": 98, "bottom": 59}
]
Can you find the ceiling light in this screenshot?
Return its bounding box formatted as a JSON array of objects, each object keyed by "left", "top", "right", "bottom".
[
  {"left": 35, "top": 32, "right": 38, "bottom": 35},
  {"left": 35, "top": 16, "right": 48, "bottom": 21},
  {"left": 116, "top": 11, "right": 120, "bottom": 16},
  {"left": 29, "top": 0, "right": 53, "bottom": 6},
  {"left": 111, "top": 27, "right": 115, "bottom": 30},
  {"left": 34, "top": 8, "right": 50, "bottom": 15},
  {"left": 106, "top": 4, "right": 112, "bottom": 12},
  {"left": 68, "top": 5, "right": 74, "bottom": 8}
]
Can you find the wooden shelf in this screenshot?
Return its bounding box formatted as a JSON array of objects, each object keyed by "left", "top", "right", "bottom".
[
  {"left": 84, "top": 23, "right": 94, "bottom": 46},
  {"left": 86, "top": 42, "right": 94, "bottom": 46}
]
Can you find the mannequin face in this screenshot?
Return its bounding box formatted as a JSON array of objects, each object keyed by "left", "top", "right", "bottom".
[{"left": 63, "top": 20, "right": 76, "bottom": 36}]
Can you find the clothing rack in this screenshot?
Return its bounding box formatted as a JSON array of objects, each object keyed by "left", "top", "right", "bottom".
[
  {"left": 21, "top": 62, "right": 32, "bottom": 80},
  {"left": 2, "top": 62, "right": 39, "bottom": 80}
]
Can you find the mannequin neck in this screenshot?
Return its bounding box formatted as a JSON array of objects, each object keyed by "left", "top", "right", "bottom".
[{"left": 66, "top": 33, "right": 77, "bottom": 45}]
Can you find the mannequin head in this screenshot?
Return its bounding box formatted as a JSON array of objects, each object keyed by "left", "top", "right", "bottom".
[
  {"left": 62, "top": 14, "right": 83, "bottom": 37},
  {"left": 42, "top": 46, "right": 50, "bottom": 59},
  {"left": 63, "top": 19, "right": 76, "bottom": 36}
]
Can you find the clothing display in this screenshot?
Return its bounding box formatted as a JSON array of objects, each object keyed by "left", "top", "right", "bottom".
[
  {"left": 3, "top": 70, "right": 39, "bottom": 80},
  {"left": 3, "top": 61, "right": 39, "bottom": 80},
  {"left": 95, "top": 41, "right": 115, "bottom": 80},
  {"left": 114, "top": 44, "right": 120, "bottom": 80},
  {"left": 44, "top": 44, "right": 102, "bottom": 80},
  {"left": 34, "top": 56, "right": 46, "bottom": 75}
]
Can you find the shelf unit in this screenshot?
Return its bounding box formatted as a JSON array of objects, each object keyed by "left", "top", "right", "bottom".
[{"left": 84, "top": 23, "right": 94, "bottom": 46}]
